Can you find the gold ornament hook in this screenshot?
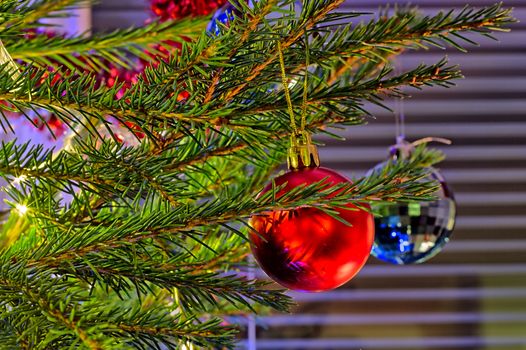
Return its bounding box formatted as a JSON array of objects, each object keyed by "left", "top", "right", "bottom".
[{"left": 287, "top": 130, "right": 320, "bottom": 170}]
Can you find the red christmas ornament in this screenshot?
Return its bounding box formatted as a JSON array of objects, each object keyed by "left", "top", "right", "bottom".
[
  {"left": 151, "top": 0, "right": 228, "bottom": 21},
  {"left": 18, "top": 25, "right": 191, "bottom": 140},
  {"left": 99, "top": 64, "right": 143, "bottom": 100},
  {"left": 250, "top": 135, "right": 375, "bottom": 292},
  {"left": 141, "top": 40, "right": 182, "bottom": 67}
]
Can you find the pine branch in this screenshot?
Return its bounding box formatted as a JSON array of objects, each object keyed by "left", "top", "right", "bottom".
[
  {"left": 0, "top": 265, "right": 107, "bottom": 349},
  {"left": 313, "top": 58, "right": 461, "bottom": 104},
  {"left": 6, "top": 18, "right": 208, "bottom": 73},
  {"left": 306, "top": 3, "right": 514, "bottom": 65},
  {"left": 201, "top": 0, "right": 278, "bottom": 104},
  {"left": 0, "top": 266, "right": 238, "bottom": 349},
  {"left": 23, "top": 227, "right": 282, "bottom": 314},
  {"left": 0, "top": 0, "right": 80, "bottom": 36},
  {"left": 77, "top": 291, "right": 243, "bottom": 349},
  {"left": 222, "top": 0, "right": 345, "bottom": 102},
  {"left": 21, "top": 146, "right": 439, "bottom": 271},
  {"left": 264, "top": 4, "right": 513, "bottom": 89},
  {"left": 0, "top": 56, "right": 460, "bottom": 144},
  {"left": 72, "top": 260, "right": 291, "bottom": 312},
  {"left": 222, "top": 2, "right": 511, "bottom": 116},
  {"left": 0, "top": 3, "right": 512, "bottom": 143},
  {"left": 169, "top": 0, "right": 278, "bottom": 84},
  {"left": 43, "top": 306, "right": 104, "bottom": 350},
  {"left": 0, "top": 54, "right": 454, "bottom": 215},
  {"left": 110, "top": 316, "right": 237, "bottom": 349},
  {"left": 0, "top": 139, "right": 243, "bottom": 208},
  {"left": 0, "top": 1, "right": 517, "bottom": 347},
  {"left": 0, "top": 147, "right": 437, "bottom": 337}
]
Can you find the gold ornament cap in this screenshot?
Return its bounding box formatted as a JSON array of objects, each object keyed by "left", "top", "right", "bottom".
[{"left": 287, "top": 131, "right": 320, "bottom": 170}]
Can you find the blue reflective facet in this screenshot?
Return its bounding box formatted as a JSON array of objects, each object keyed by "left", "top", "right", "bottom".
[
  {"left": 207, "top": 1, "right": 254, "bottom": 36},
  {"left": 207, "top": 4, "right": 236, "bottom": 36},
  {"left": 369, "top": 165, "right": 457, "bottom": 265}
]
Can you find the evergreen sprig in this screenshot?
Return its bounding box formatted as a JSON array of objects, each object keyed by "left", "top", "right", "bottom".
[
  {"left": 0, "top": 2, "right": 512, "bottom": 145},
  {"left": 0, "top": 0, "right": 515, "bottom": 348},
  {"left": 6, "top": 18, "right": 209, "bottom": 73},
  {"left": 0, "top": 0, "right": 80, "bottom": 36}
]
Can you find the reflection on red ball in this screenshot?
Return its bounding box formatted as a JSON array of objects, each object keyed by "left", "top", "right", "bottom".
[{"left": 250, "top": 167, "right": 374, "bottom": 292}]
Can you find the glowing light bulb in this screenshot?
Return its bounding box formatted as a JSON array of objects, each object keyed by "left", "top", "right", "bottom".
[
  {"left": 15, "top": 204, "right": 28, "bottom": 216},
  {"left": 12, "top": 175, "right": 27, "bottom": 185},
  {"left": 181, "top": 342, "right": 194, "bottom": 350}
]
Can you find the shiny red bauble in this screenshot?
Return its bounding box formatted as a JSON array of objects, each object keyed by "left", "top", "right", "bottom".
[
  {"left": 250, "top": 167, "right": 375, "bottom": 292},
  {"left": 151, "top": 0, "right": 228, "bottom": 21}
]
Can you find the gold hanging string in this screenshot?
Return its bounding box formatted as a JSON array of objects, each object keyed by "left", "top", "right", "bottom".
[
  {"left": 276, "top": 40, "right": 298, "bottom": 135},
  {"left": 277, "top": 33, "right": 320, "bottom": 170},
  {"left": 276, "top": 33, "right": 310, "bottom": 135},
  {"left": 301, "top": 30, "right": 309, "bottom": 132}
]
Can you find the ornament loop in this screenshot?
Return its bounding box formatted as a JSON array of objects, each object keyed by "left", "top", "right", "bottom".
[
  {"left": 390, "top": 136, "right": 452, "bottom": 160},
  {"left": 287, "top": 131, "right": 320, "bottom": 170},
  {"left": 412, "top": 137, "right": 452, "bottom": 147}
]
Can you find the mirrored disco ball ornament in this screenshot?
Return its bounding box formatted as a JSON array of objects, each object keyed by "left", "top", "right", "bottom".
[
  {"left": 207, "top": 0, "right": 253, "bottom": 35},
  {"left": 369, "top": 143, "right": 456, "bottom": 265}
]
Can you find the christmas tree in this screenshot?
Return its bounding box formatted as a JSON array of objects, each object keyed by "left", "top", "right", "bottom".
[{"left": 0, "top": 0, "right": 514, "bottom": 348}]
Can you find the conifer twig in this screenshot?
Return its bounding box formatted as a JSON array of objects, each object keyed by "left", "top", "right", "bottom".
[{"left": 222, "top": 0, "right": 345, "bottom": 102}]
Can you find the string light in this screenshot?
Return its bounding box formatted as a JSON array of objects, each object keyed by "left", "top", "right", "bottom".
[
  {"left": 15, "top": 204, "right": 28, "bottom": 216},
  {"left": 181, "top": 341, "right": 194, "bottom": 350},
  {"left": 12, "top": 175, "right": 27, "bottom": 185}
]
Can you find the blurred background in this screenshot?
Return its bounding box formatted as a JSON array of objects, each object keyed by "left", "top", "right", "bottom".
[{"left": 92, "top": 0, "right": 526, "bottom": 349}]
